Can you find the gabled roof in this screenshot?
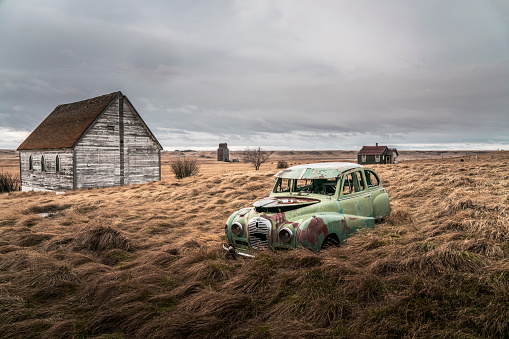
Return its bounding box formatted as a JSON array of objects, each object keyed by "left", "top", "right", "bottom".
[
  {"left": 358, "top": 146, "right": 388, "bottom": 156},
  {"left": 275, "top": 162, "right": 364, "bottom": 179},
  {"left": 18, "top": 92, "right": 120, "bottom": 150},
  {"left": 386, "top": 148, "right": 399, "bottom": 156}
]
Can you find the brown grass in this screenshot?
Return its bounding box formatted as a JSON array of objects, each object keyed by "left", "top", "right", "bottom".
[{"left": 0, "top": 151, "right": 508, "bottom": 338}]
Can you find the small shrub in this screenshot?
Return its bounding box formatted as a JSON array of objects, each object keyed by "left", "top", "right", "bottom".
[
  {"left": 170, "top": 157, "right": 200, "bottom": 179},
  {"left": 0, "top": 170, "right": 20, "bottom": 193},
  {"left": 277, "top": 160, "right": 289, "bottom": 169}
]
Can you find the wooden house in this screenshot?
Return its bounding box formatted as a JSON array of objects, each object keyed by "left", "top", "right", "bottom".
[
  {"left": 358, "top": 143, "right": 398, "bottom": 164},
  {"left": 17, "top": 91, "right": 162, "bottom": 192}
]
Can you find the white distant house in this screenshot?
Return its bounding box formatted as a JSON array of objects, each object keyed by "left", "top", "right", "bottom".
[{"left": 17, "top": 91, "right": 162, "bottom": 192}]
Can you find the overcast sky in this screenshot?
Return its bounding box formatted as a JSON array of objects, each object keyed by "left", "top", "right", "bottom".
[{"left": 1, "top": 0, "right": 508, "bottom": 150}]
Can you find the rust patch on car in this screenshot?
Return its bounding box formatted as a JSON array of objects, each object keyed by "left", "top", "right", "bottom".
[{"left": 297, "top": 217, "right": 328, "bottom": 246}]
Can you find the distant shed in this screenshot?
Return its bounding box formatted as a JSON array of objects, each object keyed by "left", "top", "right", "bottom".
[
  {"left": 358, "top": 143, "right": 398, "bottom": 164},
  {"left": 17, "top": 91, "right": 162, "bottom": 191}
]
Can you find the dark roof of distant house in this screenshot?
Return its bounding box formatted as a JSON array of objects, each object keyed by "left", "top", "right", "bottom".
[
  {"left": 358, "top": 146, "right": 388, "bottom": 156},
  {"left": 18, "top": 92, "right": 120, "bottom": 150}
]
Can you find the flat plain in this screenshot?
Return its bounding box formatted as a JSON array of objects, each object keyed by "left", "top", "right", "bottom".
[{"left": 0, "top": 150, "right": 507, "bottom": 338}]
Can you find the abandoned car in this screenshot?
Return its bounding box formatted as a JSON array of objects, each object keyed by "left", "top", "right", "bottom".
[{"left": 224, "top": 162, "right": 390, "bottom": 256}]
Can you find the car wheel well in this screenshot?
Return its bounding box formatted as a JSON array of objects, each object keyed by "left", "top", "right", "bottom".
[{"left": 321, "top": 234, "right": 340, "bottom": 249}]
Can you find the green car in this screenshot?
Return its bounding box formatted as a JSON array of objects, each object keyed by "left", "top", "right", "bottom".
[{"left": 224, "top": 162, "right": 390, "bottom": 257}]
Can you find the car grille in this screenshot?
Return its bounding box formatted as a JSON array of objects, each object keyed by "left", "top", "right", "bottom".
[{"left": 248, "top": 217, "right": 271, "bottom": 250}]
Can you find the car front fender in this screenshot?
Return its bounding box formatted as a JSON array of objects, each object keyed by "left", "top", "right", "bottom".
[{"left": 296, "top": 214, "right": 350, "bottom": 252}]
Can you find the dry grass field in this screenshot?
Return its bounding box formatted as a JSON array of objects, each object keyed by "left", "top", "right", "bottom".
[{"left": 0, "top": 150, "right": 508, "bottom": 338}]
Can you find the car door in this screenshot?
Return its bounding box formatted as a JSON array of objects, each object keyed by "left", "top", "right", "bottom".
[
  {"left": 338, "top": 169, "right": 375, "bottom": 230},
  {"left": 364, "top": 169, "right": 390, "bottom": 219}
]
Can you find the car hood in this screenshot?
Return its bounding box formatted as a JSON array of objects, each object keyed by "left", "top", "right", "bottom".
[{"left": 253, "top": 196, "right": 320, "bottom": 212}]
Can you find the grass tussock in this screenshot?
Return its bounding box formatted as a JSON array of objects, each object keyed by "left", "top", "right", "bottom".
[
  {"left": 0, "top": 151, "right": 508, "bottom": 338},
  {"left": 76, "top": 223, "right": 132, "bottom": 252}
]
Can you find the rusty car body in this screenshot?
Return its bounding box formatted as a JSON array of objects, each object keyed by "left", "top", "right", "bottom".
[{"left": 224, "top": 162, "right": 390, "bottom": 256}]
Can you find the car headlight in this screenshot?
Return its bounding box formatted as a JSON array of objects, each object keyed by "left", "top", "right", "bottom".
[
  {"left": 279, "top": 227, "right": 293, "bottom": 243},
  {"left": 231, "top": 222, "right": 243, "bottom": 236}
]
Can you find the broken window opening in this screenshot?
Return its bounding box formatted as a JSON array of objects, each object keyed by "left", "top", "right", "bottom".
[{"left": 273, "top": 178, "right": 337, "bottom": 196}]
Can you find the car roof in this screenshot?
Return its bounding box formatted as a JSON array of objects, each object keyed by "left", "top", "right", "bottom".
[{"left": 274, "top": 162, "right": 364, "bottom": 179}]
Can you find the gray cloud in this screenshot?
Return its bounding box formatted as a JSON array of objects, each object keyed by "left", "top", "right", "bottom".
[{"left": 0, "top": 0, "right": 507, "bottom": 150}]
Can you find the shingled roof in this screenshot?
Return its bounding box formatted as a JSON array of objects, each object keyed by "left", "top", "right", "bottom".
[
  {"left": 18, "top": 92, "right": 120, "bottom": 150},
  {"left": 358, "top": 146, "right": 388, "bottom": 156}
]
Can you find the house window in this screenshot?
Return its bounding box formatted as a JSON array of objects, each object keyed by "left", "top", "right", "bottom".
[
  {"left": 55, "top": 155, "right": 60, "bottom": 172},
  {"left": 375, "top": 155, "right": 380, "bottom": 162},
  {"left": 361, "top": 155, "right": 366, "bottom": 162},
  {"left": 41, "top": 155, "right": 45, "bottom": 171},
  {"left": 29, "top": 155, "right": 33, "bottom": 170}
]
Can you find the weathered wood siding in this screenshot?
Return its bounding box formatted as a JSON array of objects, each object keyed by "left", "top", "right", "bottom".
[
  {"left": 74, "top": 96, "right": 160, "bottom": 189},
  {"left": 74, "top": 98, "right": 121, "bottom": 189},
  {"left": 123, "top": 100, "right": 161, "bottom": 184},
  {"left": 358, "top": 154, "right": 386, "bottom": 165},
  {"left": 19, "top": 149, "right": 74, "bottom": 191},
  {"left": 19, "top": 94, "right": 161, "bottom": 191}
]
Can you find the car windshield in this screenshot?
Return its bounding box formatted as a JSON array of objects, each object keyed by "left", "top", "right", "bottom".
[{"left": 273, "top": 178, "right": 338, "bottom": 196}]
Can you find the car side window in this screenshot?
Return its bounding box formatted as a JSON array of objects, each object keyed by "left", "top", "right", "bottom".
[
  {"left": 355, "top": 171, "right": 365, "bottom": 191},
  {"left": 365, "top": 170, "right": 379, "bottom": 187},
  {"left": 342, "top": 173, "right": 355, "bottom": 194},
  {"left": 341, "top": 171, "right": 366, "bottom": 195}
]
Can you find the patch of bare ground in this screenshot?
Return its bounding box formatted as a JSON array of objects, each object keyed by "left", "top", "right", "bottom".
[{"left": 0, "top": 151, "right": 508, "bottom": 338}]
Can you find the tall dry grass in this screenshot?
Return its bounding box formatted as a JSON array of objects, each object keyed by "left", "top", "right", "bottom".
[{"left": 0, "top": 151, "right": 508, "bottom": 338}]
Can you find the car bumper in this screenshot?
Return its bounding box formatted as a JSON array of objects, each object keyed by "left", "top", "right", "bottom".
[{"left": 222, "top": 244, "right": 255, "bottom": 258}]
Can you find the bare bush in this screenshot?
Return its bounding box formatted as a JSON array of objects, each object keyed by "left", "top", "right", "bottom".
[
  {"left": 243, "top": 147, "right": 273, "bottom": 170},
  {"left": 0, "top": 170, "right": 20, "bottom": 193},
  {"left": 277, "top": 160, "right": 289, "bottom": 169},
  {"left": 170, "top": 157, "right": 200, "bottom": 179}
]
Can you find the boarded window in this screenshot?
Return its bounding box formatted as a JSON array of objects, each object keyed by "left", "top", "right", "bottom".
[
  {"left": 56, "top": 155, "right": 60, "bottom": 172},
  {"left": 29, "top": 155, "right": 33, "bottom": 170},
  {"left": 41, "top": 155, "right": 45, "bottom": 171}
]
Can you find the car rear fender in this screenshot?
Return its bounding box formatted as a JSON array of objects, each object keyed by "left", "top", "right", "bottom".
[{"left": 372, "top": 190, "right": 390, "bottom": 219}]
